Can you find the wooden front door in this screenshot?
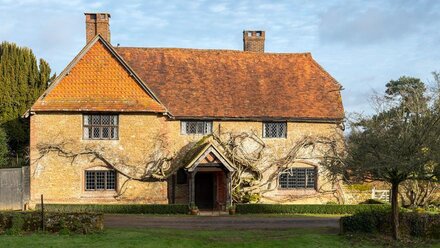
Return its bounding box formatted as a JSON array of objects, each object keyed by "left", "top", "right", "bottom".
[{"left": 195, "top": 172, "right": 214, "bottom": 209}]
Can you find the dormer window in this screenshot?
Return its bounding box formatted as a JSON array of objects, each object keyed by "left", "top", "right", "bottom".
[
  {"left": 263, "top": 122, "right": 287, "bottom": 138},
  {"left": 83, "top": 114, "right": 118, "bottom": 140},
  {"left": 181, "top": 121, "right": 212, "bottom": 135}
]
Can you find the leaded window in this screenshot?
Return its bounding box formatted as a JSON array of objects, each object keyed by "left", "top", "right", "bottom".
[
  {"left": 263, "top": 122, "right": 287, "bottom": 138},
  {"left": 181, "top": 121, "right": 212, "bottom": 135},
  {"left": 83, "top": 114, "right": 118, "bottom": 140},
  {"left": 85, "top": 170, "right": 116, "bottom": 191},
  {"left": 279, "top": 168, "right": 316, "bottom": 189}
]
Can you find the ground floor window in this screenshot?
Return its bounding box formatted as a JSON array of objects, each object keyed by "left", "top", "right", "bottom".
[
  {"left": 85, "top": 170, "right": 116, "bottom": 190},
  {"left": 279, "top": 168, "right": 316, "bottom": 189}
]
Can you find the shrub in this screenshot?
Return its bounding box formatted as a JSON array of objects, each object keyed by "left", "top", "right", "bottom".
[
  {"left": 360, "top": 199, "right": 388, "bottom": 205},
  {"left": 341, "top": 210, "right": 440, "bottom": 239},
  {"left": 236, "top": 204, "right": 391, "bottom": 214},
  {"left": 36, "top": 204, "right": 188, "bottom": 214},
  {"left": 0, "top": 211, "right": 103, "bottom": 235}
]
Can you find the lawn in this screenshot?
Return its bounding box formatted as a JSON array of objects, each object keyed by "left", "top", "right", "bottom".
[{"left": 1, "top": 227, "right": 439, "bottom": 248}]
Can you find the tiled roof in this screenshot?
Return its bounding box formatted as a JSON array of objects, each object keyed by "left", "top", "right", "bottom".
[
  {"left": 32, "top": 38, "right": 165, "bottom": 113},
  {"left": 115, "top": 47, "right": 344, "bottom": 120}
]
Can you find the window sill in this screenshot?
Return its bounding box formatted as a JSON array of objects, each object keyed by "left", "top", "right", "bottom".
[
  {"left": 181, "top": 133, "right": 212, "bottom": 136},
  {"left": 81, "top": 190, "right": 117, "bottom": 198},
  {"left": 277, "top": 188, "right": 317, "bottom": 192}
]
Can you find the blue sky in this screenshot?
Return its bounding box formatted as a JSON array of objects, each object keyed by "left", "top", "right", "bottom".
[{"left": 0, "top": 0, "right": 439, "bottom": 114}]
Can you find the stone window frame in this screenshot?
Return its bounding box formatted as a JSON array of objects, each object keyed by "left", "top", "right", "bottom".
[
  {"left": 84, "top": 169, "right": 117, "bottom": 191},
  {"left": 278, "top": 167, "right": 317, "bottom": 190},
  {"left": 180, "top": 120, "right": 213, "bottom": 135},
  {"left": 83, "top": 114, "right": 119, "bottom": 140},
  {"left": 262, "top": 122, "right": 287, "bottom": 138}
]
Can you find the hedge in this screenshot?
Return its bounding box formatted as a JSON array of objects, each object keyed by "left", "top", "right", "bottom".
[
  {"left": 341, "top": 210, "right": 440, "bottom": 239},
  {"left": 36, "top": 204, "right": 188, "bottom": 214},
  {"left": 236, "top": 204, "right": 391, "bottom": 214},
  {"left": 0, "top": 211, "right": 103, "bottom": 235}
]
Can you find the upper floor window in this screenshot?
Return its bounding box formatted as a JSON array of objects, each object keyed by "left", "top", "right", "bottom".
[
  {"left": 181, "top": 121, "right": 212, "bottom": 135},
  {"left": 83, "top": 114, "right": 118, "bottom": 140},
  {"left": 263, "top": 122, "right": 287, "bottom": 138},
  {"left": 279, "top": 168, "right": 316, "bottom": 189},
  {"left": 85, "top": 170, "right": 116, "bottom": 191}
]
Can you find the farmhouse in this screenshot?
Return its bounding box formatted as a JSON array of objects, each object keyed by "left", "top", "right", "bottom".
[{"left": 28, "top": 13, "right": 345, "bottom": 209}]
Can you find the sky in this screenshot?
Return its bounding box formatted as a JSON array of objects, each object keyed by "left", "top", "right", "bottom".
[{"left": 0, "top": 0, "right": 439, "bottom": 115}]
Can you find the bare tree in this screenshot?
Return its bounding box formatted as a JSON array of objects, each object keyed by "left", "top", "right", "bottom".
[{"left": 321, "top": 76, "right": 440, "bottom": 240}]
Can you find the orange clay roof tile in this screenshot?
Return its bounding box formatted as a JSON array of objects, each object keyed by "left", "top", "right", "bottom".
[
  {"left": 114, "top": 47, "right": 344, "bottom": 120},
  {"left": 32, "top": 40, "right": 165, "bottom": 113}
]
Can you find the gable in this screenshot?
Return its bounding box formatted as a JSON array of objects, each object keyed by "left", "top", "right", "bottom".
[
  {"left": 32, "top": 38, "right": 165, "bottom": 113},
  {"left": 186, "top": 143, "right": 235, "bottom": 172}
]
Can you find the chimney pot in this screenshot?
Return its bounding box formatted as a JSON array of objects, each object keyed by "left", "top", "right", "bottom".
[
  {"left": 85, "top": 13, "right": 111, "bottom": 44},
  {"left": 243, "top": 30, "right": 265, "bottom": 52}
]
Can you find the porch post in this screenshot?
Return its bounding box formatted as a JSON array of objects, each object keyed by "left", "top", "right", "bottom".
[
  {"left": 226, "top": 172, "right": 232, "bottom": 207},
  {"left": 188, "top": 171, "right": 195, "bottom": 205}
]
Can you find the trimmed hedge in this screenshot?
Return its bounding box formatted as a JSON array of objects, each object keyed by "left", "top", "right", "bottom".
[
  {"left": 236, "top": 204, "right": 391, "bottom": 214},
  {"left": 341, "top": 210, "right": 440, "bottom": 239},
  {"left": 0, "top": 211, "right": 103, "bottom": 234},
  {"left": 36, "top": 204, "right": 188, "bottom": 214}
]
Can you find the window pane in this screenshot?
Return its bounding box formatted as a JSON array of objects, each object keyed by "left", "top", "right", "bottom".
[
  {"left": 102, "top": 127, "right": 110, "bottom": 138},
  {"left": 206, "top": 122, "right": 212, "bottom": 134},
  {"left": 111, "top": 127, "right": 118, "bottom": 139},
  {"left": 92, "top": 115, "right": 101, "bottom": 125},
  {"left": 85, "top": 171, "right": 95, "bottom": 190},
  {"left": 196, "top": 122, "right": 204, "bottom": 134},
  {"left": 96, "top": 171, "right": 105, "bottom": 189},
  {"left": 101, "top": 115, "right": 111, "bottom": 125},
  {"left": 84, "top": 115, "right": 91, "bottom": 125},
  {"left": 83, "top": 127, "right": 90, "bottom": 139},
  {"left": 106, "top": 171, "right": 116, "bottom": 190},
  {"left": 111, "top": 116, "right": 117, "bottom": 125},
  {"left": 306, "top": 169, "right": 316, "bottom": 188},
  {"left": 93, "top": 127, "right": 101, "bottom": 138}
]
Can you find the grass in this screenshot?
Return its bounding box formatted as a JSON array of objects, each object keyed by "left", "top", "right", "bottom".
[
  {"left": 1, "top": 227, "right": 439, "bottom": 248},
  {"left": 0, "top": 227, "right": 343, "bottom": 248}
]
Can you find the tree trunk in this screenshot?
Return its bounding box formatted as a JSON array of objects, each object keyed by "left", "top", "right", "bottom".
[{"left": 391, "top": 182, "right": 399, "bottom": 240}]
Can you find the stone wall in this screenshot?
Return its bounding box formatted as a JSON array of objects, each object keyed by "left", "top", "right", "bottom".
[{"left": 29, "top": 112, "right": 343, "bottom": 206}]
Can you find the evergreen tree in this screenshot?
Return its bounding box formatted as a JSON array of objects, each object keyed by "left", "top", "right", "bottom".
[
  {"left": 0, "top": 127, "right": 8, "bottom": 167},
  {"left": 0, "top": 41, "right": 52, "bottom": 156}
]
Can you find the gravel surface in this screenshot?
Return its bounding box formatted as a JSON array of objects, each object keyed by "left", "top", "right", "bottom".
[{"left": 104, "top": 214, "right": 340, "bottom": 231}]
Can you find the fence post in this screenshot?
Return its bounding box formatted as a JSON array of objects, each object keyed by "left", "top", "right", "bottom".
[{"left": 40, "top": 194, "right": 44, "bottom": 231}]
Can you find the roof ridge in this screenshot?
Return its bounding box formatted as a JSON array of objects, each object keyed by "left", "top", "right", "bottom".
[{"left": 115, "top": 46, "right": 311, "bottom": 56}]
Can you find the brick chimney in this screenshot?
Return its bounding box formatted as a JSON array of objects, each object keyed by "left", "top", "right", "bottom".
[
  {"left": 85, "top": 13, "right": 111, "bottom": 44},
  {"left": 243, "top": 30, "right": 265, "bottom": 52}
]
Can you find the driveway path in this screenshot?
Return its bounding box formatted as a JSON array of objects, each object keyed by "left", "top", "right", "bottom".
[{"left": 104, "top": 214, "right": 340, "bottom": 230}]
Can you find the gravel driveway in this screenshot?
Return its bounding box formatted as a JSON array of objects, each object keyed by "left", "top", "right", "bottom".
[{"left": 104, "top": 214, "right": 340, "bottom": 231}]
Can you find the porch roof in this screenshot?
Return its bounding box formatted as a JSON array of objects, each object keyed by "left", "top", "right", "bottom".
[{"left": 184, "top": 139, "right": 235, "bottom": 173}]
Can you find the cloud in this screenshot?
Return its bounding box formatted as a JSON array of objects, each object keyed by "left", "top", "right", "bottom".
[{"left": 318, "top": 1, "right": 440, "bottom": 46}]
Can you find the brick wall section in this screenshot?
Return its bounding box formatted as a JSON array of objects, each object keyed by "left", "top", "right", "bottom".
[{"left": 29, "top": 113, "right": 343, "bottom": 206}]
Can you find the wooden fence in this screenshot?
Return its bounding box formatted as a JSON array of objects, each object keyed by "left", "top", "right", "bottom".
[{"left": 0, "top": 166, "right": 29, "bottom": 210}]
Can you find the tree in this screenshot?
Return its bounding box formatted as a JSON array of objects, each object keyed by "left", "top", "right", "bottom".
[
  {"left": 0, "top": 41, "right": 52, "bottom": 156},
  {"left": 322, "top": 76, "right": 440, "bottom": 240},
  {"left": 0, "top": 127, "right": 9, "bottom": 167}
]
